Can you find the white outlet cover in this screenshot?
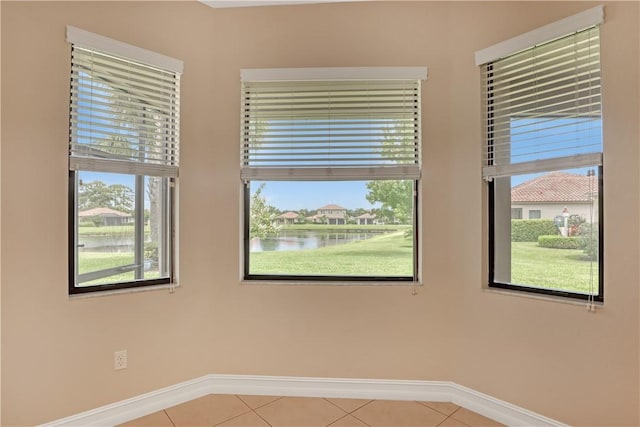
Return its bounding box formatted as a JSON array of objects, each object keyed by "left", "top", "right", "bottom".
[{"left": 114, "top": 350, "right": 127, "bottom": 370}]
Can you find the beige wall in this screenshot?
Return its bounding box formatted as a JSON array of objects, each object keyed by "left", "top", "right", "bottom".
[
  {"left": 1, "top": 2, "right": 638, "bottom": 426},
  {"left": 1, "top": 2, "right": 219, "bottom": 425}
]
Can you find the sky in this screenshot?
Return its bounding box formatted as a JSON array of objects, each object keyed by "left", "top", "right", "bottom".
[
  {"left": 78, "top": 106, "right": 602, "bottom": 212},
  {"left": 255, "top": 168, "right": 599, "bottom": 212},
  {"left": 78, "top": 68, "right": 601, "bottom": 211},
  {"left": 86, "top": 168, "right": 598, "bottom": 213},
  {"left": 253, "top": 181, "right": 378, "bottom": 211}
]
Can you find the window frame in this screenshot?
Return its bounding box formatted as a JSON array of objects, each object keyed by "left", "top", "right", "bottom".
[
  {"left": 68, "top": 171, "right": 177, "bottom": 295},
  {"left": 241, "top": 179, "right": 420, "bottom": 283},
  {"left": 527, "top": 210, "right": 541, "bottom": 220},
  {"left": 239, "top": 67, "right": 426, "bottom": 284},
  {"left": 477, "top": 7, "right": 605, "bottom": 302},
  {"left": 66, "top": 26, "right": 182, "bottom": 295},
  {"left": 511, "top": 208, "right": 523, "bottom": 220},
  {"left": 487, "top": 169, "right": 604, "bottom": 302}
]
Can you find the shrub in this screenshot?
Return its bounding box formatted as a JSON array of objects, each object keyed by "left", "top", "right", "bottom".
[
  {"left": 78, "top": 221, "right": 96, "bottom": 227},
  {"left": 144, "top": 242, "right": 159, "bottom": 267},
  {"left": 538, "top": 235, "right": 581, "bottom": 249},
  {"left": 578, "top": 223, "right": 599, "bottom": 261},
  {"left": 511, "top": 219, "right": 559, "bottom": 242},
  {"left": 86, "top": 215, "right": 104, "bottom": 227},
  {"left": 567, "top": 214, "right": 586, "bottom": 237}
]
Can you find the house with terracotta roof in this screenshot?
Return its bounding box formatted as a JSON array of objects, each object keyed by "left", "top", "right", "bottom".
[
  {"left": 78, "top": 207, "right": 132, "bottom": 226},
  {"left": 276, "top": 211, "right": 300, "bottom": 225},
  {"left": 356, "top": 212, "right": 376, "bottom": 225},
  {"left": 308, "top": 204, "right": 347, "bottom": 225},
  {"left": 511, "top": 171, "right": 598, "bottom": 221}
]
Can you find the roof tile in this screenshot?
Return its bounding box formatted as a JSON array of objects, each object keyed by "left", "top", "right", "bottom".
[{"left": 511, "top": 171, "right": 596, "bottom": 203}]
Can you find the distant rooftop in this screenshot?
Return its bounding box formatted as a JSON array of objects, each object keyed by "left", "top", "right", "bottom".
[
  {"left": 356, "top": 213, "right": 376, "bottom": 219},
  {"left": 318, "top": 204, "right": 346, "bottom": 210},
  {"left": 512, "top": 171, "right": 596, "bottom": 203},
  {"left": 279, "top": 211, "right": 299, "bottom": 219},
  {"left": 78, "top": 207, "right": 130, "bottom": 217}
]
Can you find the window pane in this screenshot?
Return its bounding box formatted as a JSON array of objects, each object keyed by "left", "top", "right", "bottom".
[
  {"left": 246, "top": 180, "right": 415, "bottom": 278},
  {"left": 75, "top": 171, "right": 170, "bottom": 287},
  {"left": 493, "top": 168, "right": 600, "bottom": 295}
]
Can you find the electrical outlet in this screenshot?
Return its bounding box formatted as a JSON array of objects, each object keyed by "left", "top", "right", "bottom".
[{"left": 114, "top": 350, "right": 127, "bottom": 370}]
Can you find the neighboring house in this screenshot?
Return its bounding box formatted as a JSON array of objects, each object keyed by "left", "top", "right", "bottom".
[
  {"left": 356, "top": 212, "right": 376, "bottom": 225},
  {"left": 511, "top": 171, "right": 599, "bottom": 221},
  {"left": 309, "top": 204, "right": 347, "bottom": 225},
  {"left": 276, "top": 211, "right": 300, "bottom": 225},
  {"left": 78, "top": 207, "right": 132, "bottom": 226}
]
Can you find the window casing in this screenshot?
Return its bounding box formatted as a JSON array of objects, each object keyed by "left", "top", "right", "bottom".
[
  {"left": 67, "top": 27, "right": 182, "bottom": 294},
  {"left": 477, "top": 7, "right": 604, "bottom": 302},
  {"left": 240, "top": 68, "right": 427, "bottom": 283}
]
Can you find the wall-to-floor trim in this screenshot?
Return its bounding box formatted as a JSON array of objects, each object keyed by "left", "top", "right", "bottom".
[
  {"left": 39, "top": 376, "right": 212, "bottom": 427},
  {"left": 40, "top": 374, "right": 568, "bottom": 427}
]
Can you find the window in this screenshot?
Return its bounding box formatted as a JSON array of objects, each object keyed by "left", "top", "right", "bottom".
[
  {"left": 240, "top": 67, "right": 427, "bottom": 282},
  {"left": 476, "top": 7, "right": 604, "bottom": 302},
  {"left": 528, "top": 210, "right": 541, "bottom": 219},
  {"left": 67, "top": 27, "right": 182, "bottom": 294}
]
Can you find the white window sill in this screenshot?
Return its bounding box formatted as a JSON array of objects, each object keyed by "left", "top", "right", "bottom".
[
  {"left": 69, "top": 283, "right": 179, "bottom": 300},
  {"left": 483, "top": 286, "right": 604, "bottom": 309},
  {"left": 241, "top": 279, "right": 422, "bottom": 287}
]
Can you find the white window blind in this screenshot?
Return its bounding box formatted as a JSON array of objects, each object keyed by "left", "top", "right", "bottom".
[
  {"left": 480, "top": 25, "right": 602, "bottom": 180},
  {"left": 68, "top": 31, "right": 181, "bottom": 177},
  {"left": 240, "top": 68, "right": 426, "bottom": 181}
]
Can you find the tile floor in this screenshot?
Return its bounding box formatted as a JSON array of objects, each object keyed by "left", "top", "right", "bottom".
[{"left": 118, "top": 394, "right": 505, "bottom": 427}]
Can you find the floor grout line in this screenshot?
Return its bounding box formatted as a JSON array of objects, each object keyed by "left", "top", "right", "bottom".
[
  {"left": 251, "top": 408, "right": 273, "bottom": 427},
  {"left": 163, "top": 409, "right": 177, "bottom": 427},
  {"left": 322, "top": 397, "right": 352, "bottom": 415},
  {"left": 348, "top": 404, "right": 373, "bottom": 427},
  {"left": 119, "top": 395, "right": 503, "bottom": 427}
]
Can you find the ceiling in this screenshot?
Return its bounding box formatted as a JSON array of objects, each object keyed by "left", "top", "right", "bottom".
[{"left": 200, "top": 0, "right": 366, "bottom": 8}]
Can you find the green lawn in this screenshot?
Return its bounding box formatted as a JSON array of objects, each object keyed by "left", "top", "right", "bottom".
[
  {"left": 76, "top": 224, "right": 152, "bottom": 285},
  {"left": 282, "top": 224, "right": 410, "bottom": 232},
  {"left": 76, "top": 232, "right": 596, "bottom": 291},
  {"left": 77, "top": 252, "right": 161, "bottom": 286},
  {"left": 511, "top": 242, "right": 598, "bottom": 294},
  {"left": 78, "top": 252, "right": 134, "bottom": 273},
  {"left": 77, "top": 252, "right": 135, "bottom": 285},
  {"left": 78, "top": 225, "right": 149, "bottom": 236},
  {"left": 250, "top": 230, "right": 413, "bottom": 276}
]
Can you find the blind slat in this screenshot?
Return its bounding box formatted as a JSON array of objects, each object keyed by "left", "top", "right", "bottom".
[
  {"left": 69, "top": 46, "right": 181, "bottom": 173},
  {"left": 241, "top": 77, "right": 421, "bottom": 180},
  {"left": 240, "top": 165, "right": 421, "bottom": 181},
  {"left": 481, "top": 27, "right": 602, "bottom": 180}
]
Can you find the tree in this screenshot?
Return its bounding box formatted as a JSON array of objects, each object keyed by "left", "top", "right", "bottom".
[
  {"left": 146, "top": 176, "right": 162, "bottom": 243},
  {"left": 78, "top": 180, "right": 134, "bottom": 213},
  {"left": 249, "top": 183, "right": 280, "bottom": 238},
  {"left": 364, "top": 123, "right": 415, "bottom": 224},
  {"left": 578, "top": 222, "right": 599, "bottom": 261},
  {"left": 366, "top": 180, "right": 413, "bottom": 224}
]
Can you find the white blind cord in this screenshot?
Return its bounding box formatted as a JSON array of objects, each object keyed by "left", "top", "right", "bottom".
[
  {"left": 586, "top": 31, "right": 597, "bottom": 313},
  {"left": 587, "top": 168, "right": 596, "bottom": 312}
]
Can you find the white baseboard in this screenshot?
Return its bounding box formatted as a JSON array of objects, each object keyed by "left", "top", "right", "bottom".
[
  {"left": 40, "top": 376, "right": 212, "bottom": 427},
  {"left": 41, "top": 374, "right": 568, "bottom": 427}
]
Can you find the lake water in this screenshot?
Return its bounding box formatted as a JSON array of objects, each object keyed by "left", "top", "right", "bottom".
[
  {"left": 79, "top": 234, "right": 146, "bottom": 253},
  {"left": 80, "top": 229, "right": 385, "bottom": 253},
  {"left": 250, "top": 230, "right": 382, "bottom": 252}
]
